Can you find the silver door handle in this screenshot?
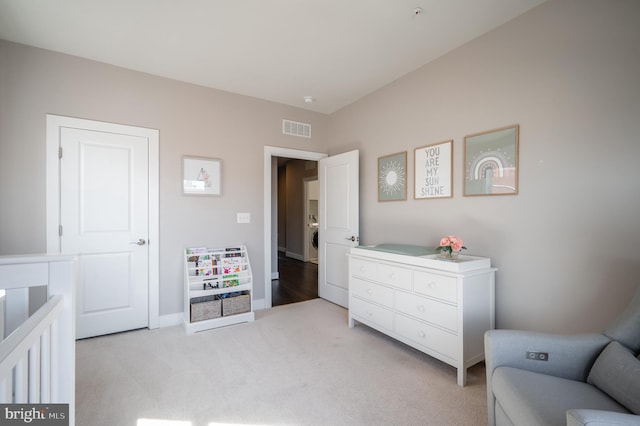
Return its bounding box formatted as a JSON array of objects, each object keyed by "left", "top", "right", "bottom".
[
  {"left": 130, "top": 238, "right": 146, "bottom": 246},
  {"left": 345, "top": 236, "right": 359, "bottom": 242}
]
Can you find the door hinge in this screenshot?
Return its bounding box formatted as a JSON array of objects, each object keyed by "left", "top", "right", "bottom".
[
  {"left": 58, "top": 224, "right": 63, "bottom": 236},
  {"left": 58, "top": 146, "right": 63, "bottom": 159}
]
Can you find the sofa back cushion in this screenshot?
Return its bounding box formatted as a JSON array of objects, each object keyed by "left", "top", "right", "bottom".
[
  {"left": 604, "top": 286, "right": 640, "bottom": 352},
  {"left": 587, "top": 341, "right": 640, "bottom": 414}
]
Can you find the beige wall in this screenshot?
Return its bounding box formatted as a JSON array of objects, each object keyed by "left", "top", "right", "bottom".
[
  {"left": 284, "top": 160, "right": 305, "bottom": 258},
  {"left": 1, "top": 0, "right": 639, "bottom": 333},
  {"left": 0, "top": 39, "right": 328, "bottom": 315},
  {"left": 327, "top": 0, "right": 640, "bottom": 333}
]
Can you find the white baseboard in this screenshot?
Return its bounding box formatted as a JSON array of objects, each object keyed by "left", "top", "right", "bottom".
[
  {"left": 253, "top": 298, "right": 265, "bottom": 310},
  {"left": 285, "top": 251, "right": 304, "bottom": 261},
  {"left": 158, "top": 312, "right": 183, "bottom": 328}
]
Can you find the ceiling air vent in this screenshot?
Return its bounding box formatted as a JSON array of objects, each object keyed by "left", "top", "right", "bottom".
[{"left": 283, "top": 119, "right": 311, "bottom": 138}]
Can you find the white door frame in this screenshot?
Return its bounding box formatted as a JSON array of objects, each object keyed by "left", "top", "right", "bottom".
[
  {"left": 45, "top": 114, "right": 160, "bottom": 330},
  {"left": 263, "top": 146, "right": 327, "bottom": 309}
]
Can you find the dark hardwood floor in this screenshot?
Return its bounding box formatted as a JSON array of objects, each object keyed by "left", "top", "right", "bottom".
[{"left": 272, "top": 251, "right": 318, "bottom": 306}]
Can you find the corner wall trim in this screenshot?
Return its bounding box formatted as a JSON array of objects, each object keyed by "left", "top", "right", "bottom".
[{"left": 158, "top": 312, "right": 183, "bottom": 328}]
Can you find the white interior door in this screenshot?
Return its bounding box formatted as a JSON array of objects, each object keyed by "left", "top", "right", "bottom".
[
  {"left": 318, "top": 150, "right": 359, "bottom": 307},
  {"left": 60, "top": 127, "right": 150, "bottom": 339}
]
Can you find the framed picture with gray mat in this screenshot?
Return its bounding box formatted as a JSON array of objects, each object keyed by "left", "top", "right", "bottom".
[{"left": 378, "top": 151, "right": 407, "bottom": 202}]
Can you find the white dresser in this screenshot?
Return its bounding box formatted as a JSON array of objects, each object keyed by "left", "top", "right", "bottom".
[{"left": 348, "top": 244, "right": 496, "bottom": 386}]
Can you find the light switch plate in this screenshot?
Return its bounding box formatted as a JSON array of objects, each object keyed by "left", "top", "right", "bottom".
[{"left": 237, "top": 212, "right": 251, "bottom": 223}]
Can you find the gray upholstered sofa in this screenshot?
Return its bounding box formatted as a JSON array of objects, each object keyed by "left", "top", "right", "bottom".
[{"left": 485, "top": 287, "right": 640, "bottom": 426}]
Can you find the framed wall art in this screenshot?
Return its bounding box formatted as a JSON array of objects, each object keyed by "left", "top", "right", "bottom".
[
  {"left": 464, "top": 125, "right": 519, "bottom": 196},
  {"left": 414, "top": 140, "right": 453, "bottom": 199},
  {"left": 378, "top": 151, "right": 407, "bottom": 202},
  {"left": 182, "top": 156, "right": 221, "bottom": 195}
]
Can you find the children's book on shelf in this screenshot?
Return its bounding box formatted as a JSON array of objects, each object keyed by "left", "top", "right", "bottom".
[
  {"left": 187, "top": 247, "right": 207, "bottom": 255},
  {"left": 202, "top": 278, "right": 218, "bottom": 290},
  {"left": 225, "top": 247, "right": 242, "bottom": 256},
  {"left": 196, "top": 258, "right": 214, "bottom": 276},
  {"left": 222, "top": 274, "right": 239, "bottom": 288},
  {"left": 221, "top": 257, "right": 241, "bottom": 274}
]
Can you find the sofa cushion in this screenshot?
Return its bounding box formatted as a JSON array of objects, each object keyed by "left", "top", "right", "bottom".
[
  {"left": 567, "top": 409, "right": 640, "bottom": 426},
  {"left": 604, "top": 287, "right": 640, "bottom": 353},
  {"left": 587, "top": 341, "right": 640, "bottom": 414},
  {"left": 492, "top": 367, "right": 629, "bottom": 425}
]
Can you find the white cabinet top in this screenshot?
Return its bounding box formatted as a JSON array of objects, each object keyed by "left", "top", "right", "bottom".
[
  {"left": 350, "top": 244, "right": 492, "bottom": 273},
  {"left": 0, "top": 254, "right": 77, "bottom": 265}
]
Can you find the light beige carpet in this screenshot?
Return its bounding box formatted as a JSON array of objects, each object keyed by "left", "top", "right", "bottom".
[{"left": 76, "top": 299, "right": 487, "bottom": 425}]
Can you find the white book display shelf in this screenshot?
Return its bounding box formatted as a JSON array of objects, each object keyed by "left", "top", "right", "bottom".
[{"left": 183, "top": 245, "right": 255, "bottom": 333}]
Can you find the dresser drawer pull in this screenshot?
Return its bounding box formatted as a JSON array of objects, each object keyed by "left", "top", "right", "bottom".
[
  {"left": 418, "top": 330, "right": 426, "bottom": 338},
  {"left": 360, "top": 266, "right": 367, "bottom": 272},
  {"left": 389, "top": 273, "right": 396, "bottom": 280},
  {"left": 428, "top": 281, "right": 436, "bottom": 288},
  {"left": 417, "top": 305, "right": 425, "bottom": 313},
  {"left": 366, "top": 289, "right": 373, "bottom": 295},
  {"left": 366, "top": 310, "right": 373, "bottom": 317}
]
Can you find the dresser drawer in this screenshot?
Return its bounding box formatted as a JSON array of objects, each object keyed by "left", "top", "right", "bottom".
[
  {"left": 395, "top": 314, "right": 458, "bottom": 360},
  {"left": 395, "top": 291, "right": 457, "bottom": 332},
  {"left": 378, "top": 263, "right": 412, "bottom": 290},
  {"left": 413, "top": 271, "right": 457, "bottom": 303},
  {"left": 350, "top": 257, "right": 378, "bottom": 281},
  {"left": 350, "top": 297, "right": 393, "bottom": 331},
  {"left": 351, "top": 277, "right": 393, "bottom": 308}
]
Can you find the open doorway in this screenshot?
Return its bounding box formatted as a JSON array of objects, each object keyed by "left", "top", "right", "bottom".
[
  {"left": 263, "top": 146, "right": 328, "bottom": 309},
  {"left": 264, "top": 146, "right": 358, "bottom": 309},
  {"left": 271, "top": 158, "right": 318, "bottom": 306}
]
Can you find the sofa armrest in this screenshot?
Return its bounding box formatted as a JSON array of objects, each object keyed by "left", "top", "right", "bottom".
[
  {"left": 567, "top": 409, "right": 640, "bottom": 426},
  {"left": 485, "top": 330, "right": 610, "bottom": 382},
  {"left": 484, "top": 330, "right": 611, "bottom": 426}
]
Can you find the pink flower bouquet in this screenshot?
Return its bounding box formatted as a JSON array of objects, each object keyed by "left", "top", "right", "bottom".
[{"left": 436, "top": 235, "right": 467, "bottom": 257}]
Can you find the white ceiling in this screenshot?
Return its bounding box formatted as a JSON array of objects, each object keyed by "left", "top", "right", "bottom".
[{"left": 0, "top": 0, "right": 546, "bottom": 114}]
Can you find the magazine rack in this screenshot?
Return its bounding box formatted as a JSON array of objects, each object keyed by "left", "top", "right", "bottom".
[{"left": 183, "top": 245, "right": 255, "bottom": 333}]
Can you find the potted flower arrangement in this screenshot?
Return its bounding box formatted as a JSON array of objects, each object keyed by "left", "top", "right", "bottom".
[{"left": 436, "top": 235, "right": 466, "bottom": 259}]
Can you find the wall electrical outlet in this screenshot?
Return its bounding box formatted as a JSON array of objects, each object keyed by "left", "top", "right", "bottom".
[
  {"left": 237, "top": 212, "right": 251, "bottom": 223},
  {"left": 526, "top": 351, "right": 549, "bottom": 361}
]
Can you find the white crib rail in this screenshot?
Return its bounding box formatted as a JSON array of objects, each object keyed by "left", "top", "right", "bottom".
[
  {"left": 0, "top": 294, "right": 63, "bottom": 401},
  {"left": 0, "top": 255, "right": 76, "bottom": 425}
]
